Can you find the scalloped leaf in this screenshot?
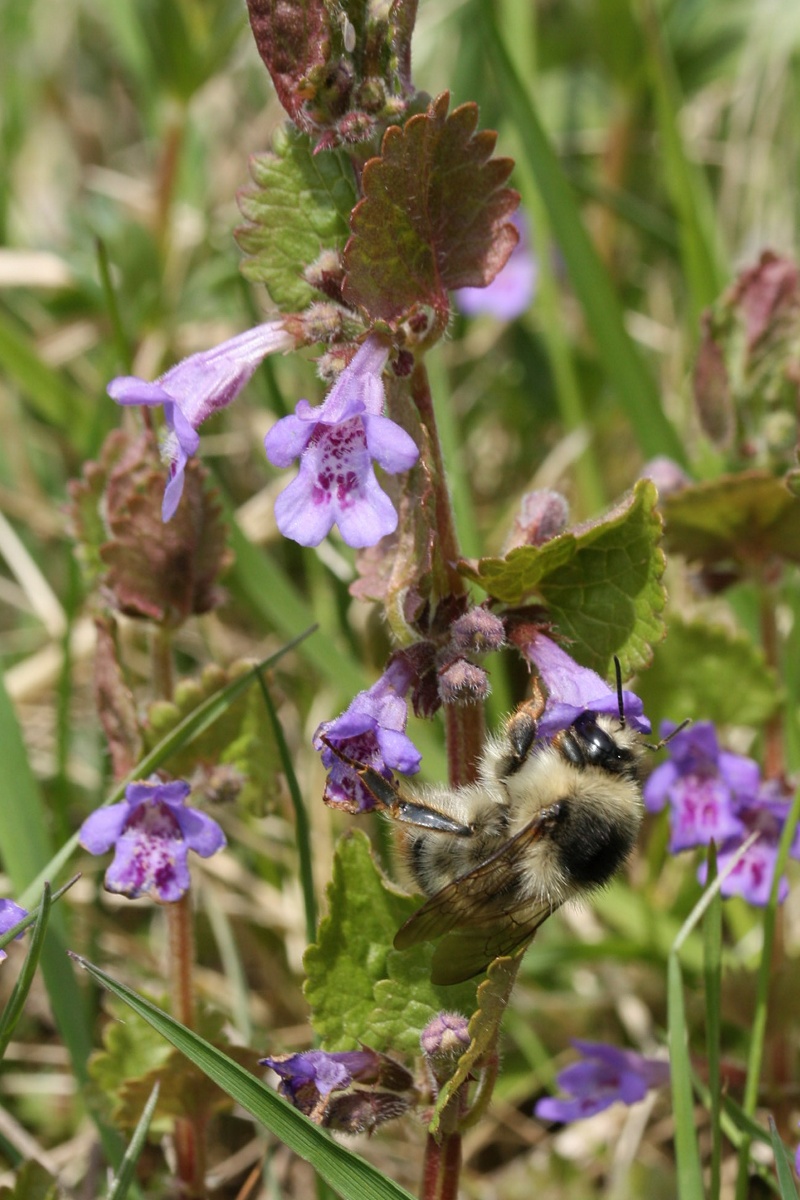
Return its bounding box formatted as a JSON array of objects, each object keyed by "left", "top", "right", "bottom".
[
  {"left": 662, "top": 470, "right": 800, "bottom": 567},
  {"left": 237, "top": 125, "right": 356, "bottom": 311},
  {"left": 461, "top": 480, "right": 666, "bottom": 676},
  {"left": 427, "top": 952, "right": 522, "bottom": 1134},
  {"left": 244, "top": 0, "right": 330, "bottom": 128},
  {"left": 142, "top": 662, "right": 280, "bottom": 813},
  {"left": 342, "top": 93, "right": 518, "bottom": 324},
  {"left": 304, "top": 831, "right": 476, "bottom": 1055},
  {"left": 89, "top": 996, "right": 256, "bottom": 1131},
  {"left": 635, "top": 616, "right": 783, "bottom": 732}
]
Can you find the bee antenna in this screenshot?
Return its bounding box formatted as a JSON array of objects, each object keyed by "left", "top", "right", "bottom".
[
  {"left": 644, "top": 717, "right": 691, "bottom": 753},
  {"left": 613, "top": 656, "right": 625, "bottom": 725}
]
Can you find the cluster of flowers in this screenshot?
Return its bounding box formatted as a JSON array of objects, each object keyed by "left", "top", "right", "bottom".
[
  {"left": 107, "top": 211, "right": 536, "bottom": 550},
  {"left": 644, "top": 721, "right": 798, "bottom": 906}
]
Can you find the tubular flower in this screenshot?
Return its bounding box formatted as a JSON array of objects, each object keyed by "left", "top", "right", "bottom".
[
  {"left": 262, "top": 1046, "right": 414, "bottom": 1128},
  {"left": 646, "top": 722, "right": 800, "bottom": 905},
  {"left": 535, "top": 1040, "right": 669, "bottom": 1123},
  {"left": 314, "top": 660, "right": 421, "bottom": 813},
  {"left": 522, "top": 632, "right": 650, "bottom": 738},
  {"left": 79, "top": 778, "right": 226, "bottom": 902},
  {"left": 0, "top": 899, "right": 28, "bottom": 963},
  {"left": 109, "top": 321, "right": 295, "bottom": 520},
  {"left": 264, "top": 336, "right": 419, "bottom": 548}
]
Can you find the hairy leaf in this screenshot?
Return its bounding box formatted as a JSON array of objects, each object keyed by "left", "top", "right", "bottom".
[
  {"left": 462, "top": 479, "right": 666, "bottom": 676},
  {"left": 636, "top": 616, "right": 783, "bottom": 731},
  {"left": 69, "top": 430, "right": 231, "bottom": 625},
  {"left": 244, "top": 0, "right": 331, "bottom": 128},
  {"left": 304, "top": 831, "right": 475, "bottom": 1055},
  {"left": 662, "top": 470, "right": 800, "bottom": 568},
  {"left": 90, "top": 997, "right": 257, "bottom": 1131},
  {"left": 429, "top": 953, "right": 523, "bottom": 1134},
  {"left": 343, "top": 93, "right": 518, "bottom": 324},
  {"left": 237, "top": 125, "right": 356, "bottom": 311}
]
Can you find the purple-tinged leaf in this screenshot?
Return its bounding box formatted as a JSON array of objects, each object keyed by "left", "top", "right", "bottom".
[
  {"left": 244, "top": 0, "right": 331, "bottom": 130},
  {"left": 343, "top": 93, "right": 518, "bottom": 325}
]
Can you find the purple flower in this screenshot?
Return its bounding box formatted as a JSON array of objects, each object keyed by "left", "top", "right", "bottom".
[
  {"left": 0, "top": 899, "right": 28, "bottom": 963},
  {"left": 647, "top": 722, "right": 800, "bottom": 906},
  {"left": 534, "top": 1040, "right": 669, "bottom": 1123},
  {"left": 262, "top": 1047, "right": 413, "bottom": 1120},
  {"left": 644, "top": 722, "right": 754, "bottom": 852},
  {"left": 264, "top": 336, "right": 419, "bottom": 548},
  {"left": 456, "top": 211, "right": 538, "bottom": 321},
  {"left": 522, "top": 632, "right": 650, "bottom": 738},
  {"left": 314, "top": 660, "right": 421, "bottom": 813},
  {"left": 109, "top": 321, "right": 295, "bottom": 521},
  {"left": 79, "top": 778, "right": 226, "bottom": 902}
]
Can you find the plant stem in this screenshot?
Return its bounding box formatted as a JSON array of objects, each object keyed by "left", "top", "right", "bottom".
[
  {"left": 167, "top": 893, "right": 207, "bottom": 1198},
  {"left": 420, "top": 1130, "right": 463, "bottom": 1200},
  {"left": 410, "top": 362, "right": 465, "bottom": 598}
]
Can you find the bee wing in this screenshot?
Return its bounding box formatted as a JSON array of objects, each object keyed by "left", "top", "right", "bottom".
[
  {"left": 427, "top": 911, "right": 555, "bottom": 986},
  {"left": 394, "top": 809, "right": 562, "bottom": 984}
]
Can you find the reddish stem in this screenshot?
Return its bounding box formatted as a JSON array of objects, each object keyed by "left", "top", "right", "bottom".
[
  {"left": 421, "top": 1130, "right": 463, "bottom": 1200},
  {"left": 410, "top": 363, "right": 464, "bottom": 598},
  {"left": 444, "top": 702, "right": 485, "bottom": 788}
]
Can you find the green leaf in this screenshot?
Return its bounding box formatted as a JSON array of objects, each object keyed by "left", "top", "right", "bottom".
[
  {"left": 462, "top": 479, "right": 666, "bottom": 676},
  {"left": 304, "top": 831, "right": 476, "bottom": 1055},
  {"left": 73, "top": 957, "right": 416, "bottom": 1200},
  {"left": 343, "top": 93, "right": 518, "bottom": 324},
  {"left": 636, "top": 616, "right": 783, "bottom": 731},
  {"left": 663, "top": 470, "right": 800, "bottom": 568},
  {"left": 237, "top": 125, "right": 356, "bottom": 311},
  {"left": 0, "top": 1160, "right": 60, "bottom": 1200},
  {"left": 428, "top": 953, "right": 522, "bottom": 1134}
]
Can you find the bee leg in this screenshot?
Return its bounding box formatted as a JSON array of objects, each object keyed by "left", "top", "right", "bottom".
[{"left": 505, "top": 685, "right": 546, "bottom": 773}]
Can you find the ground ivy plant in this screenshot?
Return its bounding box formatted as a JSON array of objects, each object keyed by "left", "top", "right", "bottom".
[{"left": 4, "top": 3, "right": 800, "bottom": 1200}]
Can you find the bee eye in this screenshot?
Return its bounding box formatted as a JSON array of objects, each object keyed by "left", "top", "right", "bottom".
[{"left": 572, "top": 713, "right": 620, "bottom": 765}]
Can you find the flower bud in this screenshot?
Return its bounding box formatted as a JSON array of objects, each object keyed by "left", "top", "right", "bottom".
[
  {"left": 503, "top": 490, "right": 569, "bottom": 551},
  {"left": 449, "top": 608, "right": 506, "bottom": 655},
  {"left": 437, "top": 658, "right": 490, "bottom": 705}
]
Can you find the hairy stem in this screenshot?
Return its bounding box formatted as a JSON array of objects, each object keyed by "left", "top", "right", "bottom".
[
  {"left": 410, "top": 362, "right": 465, "bottom": 599},
  {"left": 420, "top": 1130, "right": 463, "bottom": 1200}
]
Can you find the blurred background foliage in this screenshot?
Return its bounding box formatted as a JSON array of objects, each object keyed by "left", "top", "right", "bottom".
[{"left": 1, "top": 0, "right": 800, "bottom": 1195}]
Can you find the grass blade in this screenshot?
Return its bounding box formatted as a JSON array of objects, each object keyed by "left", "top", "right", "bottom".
[
  {"left": 480, "top": 2, "right": 686, "bottom": 464},
  {"left": 640, "top": 0, "right": 725, "bottom": 328},
  {"left": 256, "top": 673, "right": 317, "bottom": 945},
  {"left": 0, "top": 881, "right": 52, "bottom": 1058},
  {"left": 703, "top": 846, "right": 723, "bottom": 1200},
  {"left": 769, "top": 1116, "right": 800, "bottom": 1200},
  {"left": 72, "top": 956, "right": 416, "bottom": 1200},
  {"left": 106, "top": 1083, "right": 159, "bottom": 1200},
  {"left": 667, "top": 953, "right": 705, "bottom": 1198}
]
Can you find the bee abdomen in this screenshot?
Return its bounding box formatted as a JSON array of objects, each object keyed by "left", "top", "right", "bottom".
[{"left": 548, "top": 795, "right": 639, "bottom": 887}]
